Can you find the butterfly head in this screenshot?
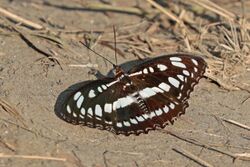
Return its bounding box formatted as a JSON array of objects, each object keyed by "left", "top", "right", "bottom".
[{"left": 114, "top": 65, "right": 126, "bottom": 78}]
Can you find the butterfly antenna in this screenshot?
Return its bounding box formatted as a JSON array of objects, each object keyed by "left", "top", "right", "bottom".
[
  {"left": 113, "top": 25, "right": 118, "bottom": 66},
  {"left": 80, "top": 41, "right": 116, "bottom": 67}
]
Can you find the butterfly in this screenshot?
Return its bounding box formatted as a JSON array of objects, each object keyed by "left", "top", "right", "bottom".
[{"left": 55, "top": 53, "right": 206, "bottom": 136}]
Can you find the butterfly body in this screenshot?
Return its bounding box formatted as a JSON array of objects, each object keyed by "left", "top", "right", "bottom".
[{"left": 55, "top": 53, "right": 206, "bottom": 135}]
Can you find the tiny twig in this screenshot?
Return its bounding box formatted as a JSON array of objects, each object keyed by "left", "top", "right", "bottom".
[
  {"left": 57, "top": 29, "right": 104, "bottom": 34},
  {"left": 100, "top": 40, "right": 142, "bottom": 46},
  {"left": 0, "top": 138, "right": 16, "bottom": 152},
  {"left": 72, "top": 151, "right": 84, "bottom": 167},
  {"left": 132, "top": 45, "right": 152, "bottom": 54},
  {"left": 221, "top": 118, "right": 250, "bottom": 131},
  {"left": 0, "top": 7, "right": 43, "bottom": 30},
  {"left": 0, "top": 153, "right": 66, "bottom": 161},
  {"left": 107, "top": 150, "right": 143, "bottom": 156},
  {"left": 146, "top": 0, "right": 182, "bottom": 24},
  {"left": 129, "top": 47, "right": 145, "bottom": 59},
  {"left": 0, "top": 98, "right": 26, "bottom": 127},
  {"left": 68, "top": 63, "right": 98, "bottom": 68},
  {"left": 234, "top": 153, "right": 250, "bottom": 161},
  {"left": 188, "top": 0, "right": 236, "bottom": 21},
  {"left": 103, "top": 150, "right": 109, "bottom": 167},
  {"left": 173, "top": 147, "right": 214, "bottom": 167},
  {"left": 162, "top": 129, "right": 249, "bottom": 161},
  {"left": 44, "top": 1, "right": 144, "bottom": 16},
  {"left": 85, "top": 3, "right": 144, "bottom": 15}
]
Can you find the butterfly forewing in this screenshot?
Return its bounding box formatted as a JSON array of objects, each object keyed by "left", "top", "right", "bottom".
[
  {"left": 58, "top": 77, "right": 142, "bottom": 131},
  {"left": 56, "top": 53, "right": 206, "bottom": 135},
  {"left": 113, "top": 54, "right": 206, "bottom": 135},
  {"left": 128, "top": 54, "right": 206, "bottom": 103}
]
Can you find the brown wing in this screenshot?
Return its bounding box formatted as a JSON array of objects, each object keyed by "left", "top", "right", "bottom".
[{"left": 55, "top": 53, "right": 206, "bottom": 136}]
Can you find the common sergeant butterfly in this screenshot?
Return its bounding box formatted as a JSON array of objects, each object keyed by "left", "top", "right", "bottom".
[{"left": 55, "top": 53, "right": 206, "bottom": 136}]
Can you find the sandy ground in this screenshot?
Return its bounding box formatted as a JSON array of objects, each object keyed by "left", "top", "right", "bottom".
[{"left": 0, "top": 0, "right": 250, "bottom": 167}]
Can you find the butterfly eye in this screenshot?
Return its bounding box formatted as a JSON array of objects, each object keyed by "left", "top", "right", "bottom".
[{"left": 55, "top": 54, "right": 206, "bottom": 135}]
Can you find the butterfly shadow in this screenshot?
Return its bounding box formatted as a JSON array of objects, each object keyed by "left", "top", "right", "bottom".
[{"left": 54, "top": 57, "right": 150, "bottom": 133}]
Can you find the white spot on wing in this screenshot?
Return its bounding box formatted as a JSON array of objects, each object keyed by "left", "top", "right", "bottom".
[
  {"left": 168, "top": 77, "right": 180, "bottom": 88},
  {"left": 170, "top": 57, "right": 182, "bottom": 61},
  {"left": 171, "top": 62, "right": 186, "bottom": 68},
  {"left": 192, "top": 59, "right": 198, "bottom": 66},
  {"left": 177, "top": 75, "right": 184, "bottom": 81},
  {"left": 116, "top": 122, "right": 122, "bottom": 127},
  {"left": 183, "top": 70, "right": 190, "bottom": 76},
  {"left": 149, "top": 67, "right": 154, "bottom": 73},
  {"left": 150, "top": 112, "right": 156, "bottom": 118},
  {"left": 101, "top": 85, "right": 107, "bottom": 90},
  {"left": 142, "top": 114, "right": 149, "bottom": 119},
  {"left": 95, "top": 104, "right": 102, "bottom": 117},
  {"left": 143, "top": 68, "right": 148, "bottom": 74},
  {"left": 163, "top": 105, "right": 169, "bottom": 113},
  {"left": 88, "top": 90, "right": 96, "bottom": 98},
  {"left": 194, "top": 67, "right": 198, "bottom": 72},
  {"left": 157, "top": 64, "right": 167, "bottom": 71},
  {"left": 87, "top": 108, "right": 93, "bottom": 116},
  {"left": 177, "top": 93, "right": 182, "bottom": 99},
  {"left": 152, "top": 87, "right": 164, "bottom": 93},
  {"left": 125, "top": 83, "right": 131, "bottom": 86},
  {"left": 130, "top": 118, "right": 138, "bottom": 124},
  {"left": 73, "top": 92, "right": 81, "bottom": 101},
  {"left": 105, "top": 121, "right": 112, "bottom": 125},
  {"left": 96, "top": 117, "right": 101, "bottom": 121},
  {"left": 81, "top": 108, "right": 86, "bottom": 115},
  {"left": 123, "top": 121, "right": 131, "bottom": 127},
  {"left": 155, "top": 109, "right": 163, "bottom": 116},
  {"left": 169, "top": 103, "right": 175, "bottom": 109},
  {"left": 191, "top": 72, "right": 194, "bottom": 78},
  {"left": 104, "top": 103, "right": 112, "bottom": 113},
  {"left": 159, "top": 82, "right": 170, "bottom": 92},
  {"left": 184, "top": 78, "right": 187, "bottom": 83},
  {"left": 136, "top": 116, "right": 145, "bottom": 122},
  {"left": 97, "top": 87, "right": 102, "bottom": 93},
  {"left": 77, "top": 95, "right": 84, "bottom": 108},
  {"left": 66, "top": 105, "right": 71, "bottom": 114},
  {"left": 73, "top": 112, "right": 77, "bottom": 117}
]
